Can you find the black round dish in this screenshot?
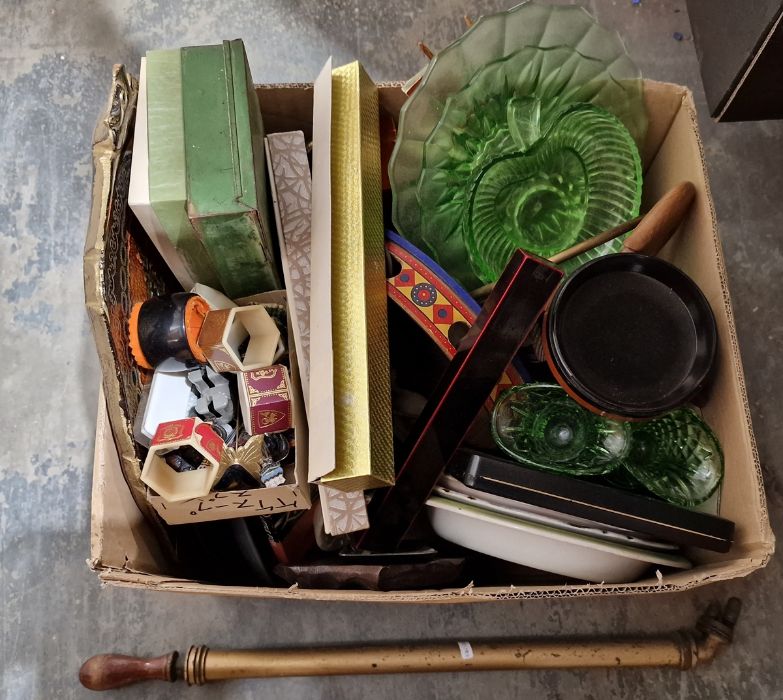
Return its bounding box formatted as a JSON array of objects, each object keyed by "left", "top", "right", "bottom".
[{"left": 545, "top": 253, "right": 717, "bottom": 419}]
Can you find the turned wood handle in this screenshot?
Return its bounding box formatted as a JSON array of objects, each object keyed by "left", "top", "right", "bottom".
[
  {"left": 621, "top": 181, "right": 696, "bottom": 256},
  {"left": 79, "top": 652, "right": 178, "bottom": 691}
]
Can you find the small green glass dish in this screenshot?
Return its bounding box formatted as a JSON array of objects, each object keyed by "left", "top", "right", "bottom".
[
  {"left": 623, "top": 408, "right": 724, "bottom": 507},
  {"left": 491, "top": 384, "right": 630, "bottom": 476}
]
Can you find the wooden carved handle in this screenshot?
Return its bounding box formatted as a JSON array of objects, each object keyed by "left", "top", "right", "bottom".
[
  {"left": 79, "top": 652, "right": 178, "bottom": 691},
  {"left": 621, "top": 181, "right": 696, "bottom": 256}
]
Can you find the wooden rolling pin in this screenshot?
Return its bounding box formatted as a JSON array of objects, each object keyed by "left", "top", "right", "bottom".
[
  {"left": 79, "top": 598, "right": 740, "bottom": 690},
  {"left": 620, "top": 181, "right": 697, "bottom": 255},
  {"left": 473, "top": 181, "right": 697, "bottom": 298}
]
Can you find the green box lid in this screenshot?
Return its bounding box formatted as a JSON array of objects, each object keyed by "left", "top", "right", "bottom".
[
  {"left": 145, "top": 48, "right": 219, "bottom": 288},
  {"left": 181, "top": 39, "right": 280, "bottom": 296}
]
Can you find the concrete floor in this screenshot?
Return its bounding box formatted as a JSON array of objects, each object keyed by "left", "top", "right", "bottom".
[{"left": 1, "top": 0, "right": 781, "bottom": 697}]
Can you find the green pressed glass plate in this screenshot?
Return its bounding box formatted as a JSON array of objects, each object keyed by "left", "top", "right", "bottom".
[{"left": 389, "top": 1, "right": 646, "bottom": 289}]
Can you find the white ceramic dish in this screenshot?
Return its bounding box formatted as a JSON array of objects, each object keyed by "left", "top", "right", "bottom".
[
  {"left": 426, "top": 496, "right": 691, "bottom": 584},
  {"left": 141, "top": 368, "right": 195, "bottom": 440},
  {"left": 435, "top": 479, "right": 678, "bottom": 552}
]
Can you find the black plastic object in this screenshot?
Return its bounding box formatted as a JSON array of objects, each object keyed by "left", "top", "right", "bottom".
[
  {"left": 546, "top": 254, "right": 717, "bottom": 418},
  {"left": 359, "top": 250, "right": 563, "bottom": 551},
  {"left": 450, "top": 449, "right": 734, "bottom": 552},
  {"left": 230, "top": 518, "right": 277, "bottom": 586},
  {"left": 173, "top": 519, "right": 275, "bottom": 586},
  {"left": 134, "top": 292, "right": 202, "bottom": 369},
  {"left": 164, "top": 445, "right": 206, "bottom": 473}
]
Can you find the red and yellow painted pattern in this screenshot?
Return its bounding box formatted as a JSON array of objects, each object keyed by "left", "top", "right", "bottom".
[{"left": 386, "top": 238, "right": 521, "bottom": 405}]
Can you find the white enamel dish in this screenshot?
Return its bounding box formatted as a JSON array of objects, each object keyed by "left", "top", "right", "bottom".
[{"left": 426, "top": 496, "right": 691, "bottom": 584}]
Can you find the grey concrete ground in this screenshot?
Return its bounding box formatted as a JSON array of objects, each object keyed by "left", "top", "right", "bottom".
[{"left": 1, "top": 0, "right": 781, "bottom": 697}]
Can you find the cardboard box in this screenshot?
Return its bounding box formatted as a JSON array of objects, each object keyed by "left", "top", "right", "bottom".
[{"left": 88, "top": 77, "right": 774, "bottom": 601}]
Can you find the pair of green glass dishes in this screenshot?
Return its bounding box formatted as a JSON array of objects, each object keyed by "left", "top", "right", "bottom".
[{"left": 492, "top": 384, "right": 724, "bottom": 508}]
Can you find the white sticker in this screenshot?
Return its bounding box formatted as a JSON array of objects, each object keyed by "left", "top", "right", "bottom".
[{"left": 458, "top": 641, "right": 474, "bottom": 660}]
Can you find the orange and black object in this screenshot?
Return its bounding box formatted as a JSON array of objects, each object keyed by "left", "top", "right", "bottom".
[{"left": 129, "top": 293, "right": 209, "bottom": 370}]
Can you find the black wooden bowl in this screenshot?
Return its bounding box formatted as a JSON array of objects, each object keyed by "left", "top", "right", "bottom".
[{"left": 545, "top": 253, "right": 717, "bottom": 419}]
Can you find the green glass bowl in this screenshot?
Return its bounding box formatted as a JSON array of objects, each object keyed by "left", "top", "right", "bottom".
[
  {"left": 492, "top": 385, "right": 725, "bottom": 508},
  {"left": 462, "top": 104, "right": 641, "bottom": 283},
  {"left": 623, "top": 408, "right": 724, "bottom": 507},
  {"left": 389, "top": 1, "right": 647, "bottom": 288},
  {"left": 491, "top": 384, "right": 630, "bottom": 476}
]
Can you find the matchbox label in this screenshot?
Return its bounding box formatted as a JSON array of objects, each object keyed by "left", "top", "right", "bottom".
[
  {"left": 242, "top": 365, "right": 293, "bottom": 435},
  {"left": 152, "top": 418, "right": 196, "bottom": 445}
]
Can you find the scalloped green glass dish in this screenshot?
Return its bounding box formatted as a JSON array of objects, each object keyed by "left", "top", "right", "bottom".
[
  {"left": 460, "top": 103, "right": 642, "bottom": 283},
  {"left": 492, "top": 384, "right": 630, "bottom": 476},
  {"left": 624, "top": 408, "right": 724, "bottom": 507},
  {"left": 389, "top": 1, "right": 647, "bottom": 289}
]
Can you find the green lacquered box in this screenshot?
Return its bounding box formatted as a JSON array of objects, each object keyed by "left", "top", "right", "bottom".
[
  {"left": 146, "top": 49, "right": 219, "bottom": 288},
  {"left": 181, "top": 39, "right": 281, "bottom": 297}
]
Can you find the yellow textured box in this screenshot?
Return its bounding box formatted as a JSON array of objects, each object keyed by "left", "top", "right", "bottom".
[{"left": 321, "top": 62, "right": 395, "bottom": 491}]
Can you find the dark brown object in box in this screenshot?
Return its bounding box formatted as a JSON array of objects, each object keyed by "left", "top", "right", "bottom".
[
  {"left": 687, "top": 0, "right": 783, "bottom": 120},
  {"left": 274, "top": 558, "right": 466, "bottom": 591},
  {"left": 360, "top": 251, "right": 562, "bottom": 551},
  {"left": 450, "top": 449, "right": 734, "bottom": 552}
]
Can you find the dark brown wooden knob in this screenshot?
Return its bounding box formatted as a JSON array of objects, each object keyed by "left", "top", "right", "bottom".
[
  {"left": 79, "top": 652, "right": 178, "bottom": 691},
  {"left": 622, "top": 181, "right": 697, "bottom": 256}
]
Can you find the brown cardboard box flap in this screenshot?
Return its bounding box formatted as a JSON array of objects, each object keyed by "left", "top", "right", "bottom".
[
  {"left": 92, "top": 547, "right": 771, "bottom": 603},
  {"left": 644, "top": 86, "right": 773, "bottom": 549},
  {"left": 90, "top": 389, "right": 167, "bottom": 575}
]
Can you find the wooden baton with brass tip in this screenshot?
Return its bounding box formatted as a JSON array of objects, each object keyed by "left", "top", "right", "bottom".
[{"left": 79, "top": 598, "right": 741, "bottom": 690}]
